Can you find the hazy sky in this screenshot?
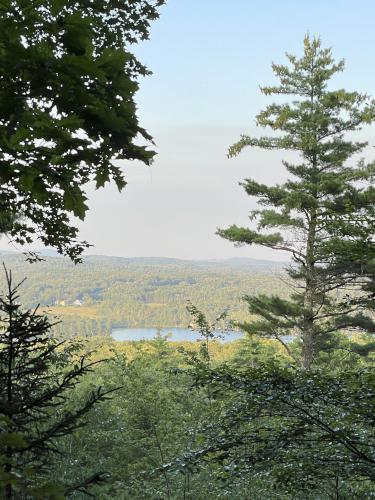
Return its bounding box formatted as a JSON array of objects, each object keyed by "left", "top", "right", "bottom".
[{"left": 3, "top": 0, "right": 375, "bottom": 260}]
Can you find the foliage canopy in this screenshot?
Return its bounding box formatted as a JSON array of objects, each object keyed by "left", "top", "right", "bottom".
[{"left": 0, "top": 0, "right": 164, "bottom": 261}]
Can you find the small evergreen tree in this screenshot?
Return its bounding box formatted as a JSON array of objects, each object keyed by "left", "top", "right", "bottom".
[
  {"left": 0, "top": 268, "right": 116, "bottom": 498},
  {"left": 218, "top": 36, "right": 375, "bottom": 369}
]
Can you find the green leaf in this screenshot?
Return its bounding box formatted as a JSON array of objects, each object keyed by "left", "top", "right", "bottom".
[
  {"left": 20, "top": 170, "right": 38, "bottom": 191},
  {"left": 95, "top": 169, "right": 110, "bottom": 189},
  {"left": 0, "top": 432, "right": 27, "bottom": 449}
]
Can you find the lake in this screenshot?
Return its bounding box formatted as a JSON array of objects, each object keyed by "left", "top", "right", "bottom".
[
  {"left": 111, "top": 327, "right": 296, "bottom": 344},
  {"left": 111, "top": 327, "right": 243, "bottom": 342}
]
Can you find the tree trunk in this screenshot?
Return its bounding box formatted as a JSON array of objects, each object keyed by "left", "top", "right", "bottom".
[
  {"left": 5, "top": 287, "right": 14, "bottom": 499},
  {"left": 302, "top": 210, "right": 317, "bottom": 370}
]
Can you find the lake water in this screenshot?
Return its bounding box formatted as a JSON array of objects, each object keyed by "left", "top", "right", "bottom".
[
  {"left": 111, "top": 327, "right": 296, "bottom": 344},
  {"left": 111, "top": 327, "right": 243, "bottom": 342}
]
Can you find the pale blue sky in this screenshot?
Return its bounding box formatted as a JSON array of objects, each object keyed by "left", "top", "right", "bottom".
[
  {"left": 134, "top": 0, "right": 375, "bottom": 130},
  {"left": 3, "top": 0, "right": 375, "bottom": 260}
]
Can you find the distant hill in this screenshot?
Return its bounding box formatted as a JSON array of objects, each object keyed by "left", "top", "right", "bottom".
[
  {"left": 0, "top": 252, "right": 289, "bottom": 337},
  {"left": 83, "top": 254, "right": 286, "bottom": 271},
  {"left": 0, "top": 251, "right": 286, "bottom": 272}
]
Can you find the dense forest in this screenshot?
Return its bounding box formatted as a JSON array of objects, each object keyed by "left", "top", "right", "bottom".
[
  {"left": 0, "top": 253, "right": 287, "bottom": 337},
  {"left": 40, "top": 332, "right": 375, "bottom": 499},
  {"left": 1, "top": 291, "right": 374, "bottom": 499}
]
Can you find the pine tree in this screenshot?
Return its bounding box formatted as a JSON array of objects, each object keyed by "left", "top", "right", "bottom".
[
  {"left": 0, "top": 268, "right": 116, "bottom": 498},
  {"left": 218, "top": 36, "right": 375, "bottom": 369}
]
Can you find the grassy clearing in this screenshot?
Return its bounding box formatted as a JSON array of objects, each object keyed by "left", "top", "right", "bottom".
[{"left": 42, "top": 305, "right": 101, "bottom": 320}]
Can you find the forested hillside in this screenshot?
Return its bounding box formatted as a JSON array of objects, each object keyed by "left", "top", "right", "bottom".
[{"left": 0, "top": 253, "right": 287, "bottom": 337}]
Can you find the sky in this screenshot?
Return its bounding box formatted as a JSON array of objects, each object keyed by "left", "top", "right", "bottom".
[{"left": 3, "top": 0, "right": 375, "bottom": 260}]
